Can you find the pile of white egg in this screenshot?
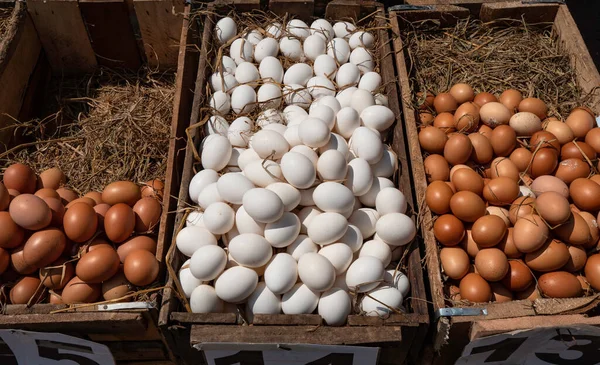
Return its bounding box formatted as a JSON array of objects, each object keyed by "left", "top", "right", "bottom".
[{"left": 175, "top": 15, "right": 416, "bottom": 326}]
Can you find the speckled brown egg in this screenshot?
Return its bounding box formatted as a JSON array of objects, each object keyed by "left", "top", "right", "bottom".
[
  {"left": 450, "top": 191, "right": 486, "bottom": 223},
  {"left": 42, "top": 197, "right": 65, "bottom": 227},
  {"left": 570, "top": 178, "right": 600, "bottom": 212},
  {"left": 525, "top": 238, "right": 570, "bottom": 272},
  {"left": 585, "top": 127, "right": 600, "bottom": 153},
  {"left": 0, "top": 248, "right": 9, "bottom": 274},
  {"left": 518, "top": 97, "right": 547, "bottom": 119},
  {"left": 117, "top": 236, "right": 158, "bottom": 263},
  {"left": 473, "top": 92, "right": 497, "bottom": 107},
  {"left": 9, "top": 194, "right": 51, "bottom": 231},
  {"left": 471, "top": 215, "right": 507, "bottom": 248},
  {"left": 440, "top": 247, "right": 470, "bottom": 280},
  {"left": 35, "top": 188, "right": 60, "bottom": 200},
  {"left": 502, "top": 259, "right": 533, "bottom": 292},
  {"left": 538, "top": 271, "right": 582, "bottom": 298},
  {"left": 102, "top": 181, "right": 141, "bottom": 206},
  {"left": 490, "top": 125, "right": 517, "bottom": 157},
  {"left": 419, "top": 126, "right": 448, "bottom": 154},
  {"left": 563, "top": 245, "right": 587, "bottom": 272},
  {"left": 468, "top": 133, "right": 494, "bottom": 165},
  {"left": 554, "top": 212, "right": 592, "bottom": 247},
  {"left": 584, "top": 254, "right": 600, "bottom": 291},
  {"left": 434, "top": 112, "right": 456, "bottom": 133},
  {"left": 459, "top": 273, "right": 492, "bottom": 302},
  {"left": 491, "top": 283, "right": 513, "bottom": 303},
  {"left": 133, "top": 198, "right": 162, "bottom": 233},
  {"left": 513, "top": 215, "right": 549, "bottom": 253},
  {"left": 105, "top": 203, "right": 136, "bottom": 243},
  {"left": 63, "top": 202, "right": 98, "bottom": 243},
  {"left": 123, "top": 249, "right": 159, "bottom": 286},
  {"left": 3, "top": 163, "right": 36, "bottom": 194},
  {"left": 425, "top": 181, "right": 454, "bottom": 215},
  {"left": 434, "top": 214, "right": 465, "bottom": 246},
  {"left": 566, "top": 107, "right": 595, "bottom": 139},
  {"left": 484, "top": 177, "right": 519, "bottom": 206},
  {"left": 0, "top": 212, "right": 24, "bottom": 249},
  {"left": 499, "top": 89, "right": 522, "bottom": 113},
  {"left": 61, "top": 276, "right": 102, "bottom": 304},
  {"left": 10, "top": 276, "right": 44, "bottom": 304},
  {"left": 76, "top": 245, "right": 120, "bottom": 283},
  {"left": 10, "top": 246, "right": 36, "bottom": 275},
  {"left": 509, "top": 148, "right": 533, "bottom": 172},
  {"left": 102, "top": 269, "right": 132, "bottom": 301},
  {"left": 424, "top": 154, "right": 450, "bottom": 182},
  {"left": 38, "top": 167, "right": 65, "bottom": 190},
  {"left": 141, "top": 180, "right": 164, "bottom": 202},
  {"left": 454, "top": 102, "right": 480, "bottom": 133},
  {"left": 479, "top": 102, "right": 512, "bottom": 128},
  {"left": 451, "top": 168, "right": 484, "bottom": 196},
  {"left": 433, "top": 93, "right": 458, "bottom": 113},
  {"left": 84, "top": 191, "right": 103, "bottom": 205},
  {"left": 475, "top": 248, "right": 509, "bottom": 282},
  {"left": 23, "top": 228, "right": 66, "bottom": 269},
  {"left": 444, "top": 134, "right": 473, "bottom": 166},
  {"left": 497, "top": 228, "right": 522, "bottom": 259},
  {"left": 535, "top": 191, "right": 571, "bottom": 226},
  {"left": 39, "top": 257, "right": 74, "bottom": 290},
  {"left": 420, "top": 112, "right": 434, "bottom": 125},
  {"left": 56, "top": 187, "right": 78, "bottom": 204},
  {"left": 417, "top": 91, "right": 435, "bottom": 110}
]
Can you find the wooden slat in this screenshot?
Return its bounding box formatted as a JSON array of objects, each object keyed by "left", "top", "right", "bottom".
[
  {"left": 252, "top": 314, "right": 321, "bottom": 325},
  {"left": 348, "top": 314, "right": 426, "bottom": 327},
  {"left": 171, "top": 312, "right": 238, "bottom": 324},
  {"left": 0, "top": 312, "right": 148, "bottom": 334},
  {"left": 479, "top": 1, "right": 559, "bottom": 23},
  {"left": 133, "top": 0, "right": 185, "bottom": 69},
  {"left": 27, "top": 0, "right": 97, "bottom": 73},
  {"left": 269, "top": 0, "right": 314, "bottom": 21},
  {"left": 393, "top": 5, "right": 469, "bottom": 26}
]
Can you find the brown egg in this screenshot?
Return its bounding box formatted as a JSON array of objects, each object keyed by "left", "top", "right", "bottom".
[
  {"left": 416, "top": 91, "right": 435, "bottom": 110},
  {"left": 78, "top": 238, "right": 113, "bottom": 256},
  {"left": 35, "top": 188, "right": 60, "bottom": 200},
  {"left": 440, "top": 247, "right": 470, "bottom": 280},
  {"left": 578, "top": 275, "right": 592, "bottom": 294},
  {"left": 425, "top": 181, "right": 454, "bottom": 215},
  {"left": 22, "top": 229, "right": 66, "bottom": 270},
  {"left": 544, "top": 119, "right": 574, "bottom": 145},
  {"left": 0, "top": 211, "right": 24, "bottom": 249},
  {"left": 94, "top": 203, "right": 111, "bottom": 229},
  {"left": 450, "top": 191, "right": 486, "bottom": 222},
  {"left": 484, "top": 177, "right": 519, "bottom": 206},
  {"left": 509, "top": 196, "right": 535, "bottom": 225},
  {"left": 454, "top": 102, "right": 480, "bottom": 133},
  {"left": 434, "top": 214, "right": 465, "bottom": 246},
  {"left": 84, "top": 191, "right": 104, "bottom": 205},
  {"left": 449, "top": 164, "right": 471, "bottom": 180},
  {"left": 0, "top": 248, "right": 9, "bottom": 274},
  {"left": 10, "top": 276, "right": 44, "bottom": 304},
  {"left": 468, "top": 133, "right": 494, "bottom": 165},
  {"left": 486, "top": 206, "right": 511, "bottom": 227},
  {"left": 502, "top": 260, "right": 533, "bottom": 291},
  {"left": 444, "top": 134, "right": 473, "bottom": 165},
  {"left": 10, "top": 246, "right": 37, "bottom": 275},
  {"left": 554, "top": 212, "right": 592, "bottom": 246},
  {"left": 102, "top": 181, "right": 141, "bottom": 206},
  {"left": 433, "top": 93, "right": 458, "bottom": 113},
  {"left": 515, "top": 284, "right": 541, "bottom": 301},
  {"left": 419, "top": 126, "right": 448, "bottom": 154},
  {"left": 490, "top": 125, "right": 517, "bottom": 157},
  {"left": 76, "top": 245, "right": 120, "bottom": 283},
  {"left": 461, "top": 229, "right": 480, "bottom": 258},
  {"left": 584, "top": 254, "right": 600, "bottom": 291},
  {"left": 475, "top": 248, "right": 509, "bottom": 282},
  {"left": 449, "top": 83, "right": 474, "bottom": 104},
  {"left": 105, "top": 203, "right": 136, "bottom": 243},
  {"left": 63, "top": 202, "right": 98, "bottom": 243},
  {"left": 38, "top": 167, "right": 65, "bottom": 190},
  {"left": 0, "top": 182, "right": 9, "bottom": 211},
  {"left": 447, "top": 284, "right": 461, "bottom": 301},
  {"left": 473, "top": 92, "right": 497, "bottom": 107},
  {"left": 570, "top": 178, "right": 600, "bottom": 211},
  {"left": 65, "top": 197, "right": 96, "bottom": 209},
  {"left": 420, "top": 112, "right": 434, "bottom": 125},
  {"left": 513, "top": 215, "right": 549, "bottom": 253},
  {"left": 530, "top": 131, "right": 560, "bottom": 152},
  {"left": 124, "top": 249, "right": 159, "bottom": 286},
  {"left": 497, "top": 228, "right": 521, "bottom": 259},
  {"left": 499, "top": 89, "right": 522, "bottom": 113},
  {"left": 7, "top": 189, "right": 19, "bottom": 200},
  {"left": 478, "top": 125, "right": 493, "bottom": 140},
  {"left": 489, "top": 158, "right": 519, "bottom": 182},
  {"left": 561, "top": 141, "right": 596, "bottom": 161},
  {"left": 459, "top": 273, "right": 492, "bottom": 302},
  {"left": 133, "top": 198, "right": 162, "bottom": 233},
  {"left": 141, "top": 179, "right": 165, "bottom": 201},
  {"left": 509, "top": 148, "right": 533, "bottom": 172},
  {"left": 584, "top": 128, "right": 600, "bottom": 153},
  {"left": 9, "top": 194, "right": 52, "bottom": 231},
  {"left": 535, "top": 192, "right": 571, "bottom": 226},
  {"left": 528, "top": 149, "right": 558, "bottom": 178},
  {"left": 491, "top": 283, "right": 513, "bottom": 303},
  {"left": 563, "top": 245, "right": 587, "bottom": 272},
  {"left": 471, "top": 215, "right": 507, "bottom": 247},
  {"left": 433, "top": 113, "right": 456, "bottom": 133},
  {"left": 525, "top": 238, "right": 570, "bottom": 272},
  {"left": 49, "top": 291, "right": 63, "bottom": 304},
  {"left": 451, "top": 168, "right": 484, "bottom": 196},
  {"left": 3, "top": 163, "right": 37, "bottom": 194},
  {"left": 39, "top": 257, "right": 74, "bottom": 290},
  {"left": 593, "top": 175, "right": 600, "bottom": 185},
  {"left": 102, "top": 269, "right": 132, "bottom": 301},
  {"left": 518, "top": 97, "right": 547, "bottom": 119},
  {"left": 479, "top": 102, "right": 511, "bottom": 128},
  {"left": 579, "top": 211, "right": 599, "bottom": 249},
  {"left": 530, "top": 175, "right": 569, "bottom": 198},
  {"left": 538, "top": 271, "right": 582, "bottom": 298},
  {"left": 61, "top": 276, "right": 101, "bottom": 304},
  {"left": 56, "top": 187, "right": 78, "bottom": 204},
  {"left": 42, "top": 197, "right": 65, "bottom": 227},
  {"left": 424, "top": 154, "right": 450, "bottom": 182},
  {"left": 566, "top": 107, "right": 595, "bottom": 139}
]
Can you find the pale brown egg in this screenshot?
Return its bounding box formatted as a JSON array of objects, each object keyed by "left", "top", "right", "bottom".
[
  {"left": 518, "top": 97, "right": 547, "bottom": 119},
  {"left": 459, "top": 273, "right": 492, "bottom": 302},
  {"left": 570, "top": 178, "right": 600, "bottom": 211},
  {"left": 141, "top": 180, "right": 164, "bottom": 202},
  {"left": 491, "top": 283, "right": 513, "bottom": 303},
  {"left": 454, "top": 102, "right": 480, "bottom": 133},
  {"left": 486, "top": 207, "right": 511, "bottom": 227},
  {"left": 84, "top": 191, "right": 104, "bottom": 205},
  {"left": 579, "top": 211, "right": 599, "bottom": 249},
  {"left": 133, "top": 198, "right": 162, "bottom": 233},
  {"left": 544, "top": 119, "right": 574, "bottom": 145},
  {"left": 471, "top": 215, "right": 507, "bottom": 247},
  {"left": 449, "top": 164, "right": 471, "bottom": 180},
  {"left": 584, "top": 128, "right": 600, "bottom": 153},
  {"left": 513, "top": 215, "right": 549, "bottom": 253},
  {"left": 509, "top": 148, "right": 533, "bottom": 172},
  {"left": 56, "top": 187, "right": 78, "bottom": 204},
  {"left": 7, "top": 189, "right": 19, "bottom": 200},
  {"left": 38, "top": 168, "right": 65, "bottom": 190},
  {"left": 499, "top": 89, "right": 522, "bottom": 113},
  {"left": 475, "top": 248, "right": 508, "bottom": 282},
  {"left": 419, "top": 126, "right": 448, "bottom": 154},
  {"left": 449, "top": 83, "right": 475, "bottom": 104},
  {"left": 502, "top": 259, "right": 533, "bottom": 292},
  {"left": 416, "top": 91, "right": 435, "bottom": 110},
  {"left": 468, "top": 133, "right": 494, "bottom": 165},
  {"left": 450, "top": 191, "right": 486, "bottom": 222},
  {"left": 65, "top": 197, "right": 96, "bottom": 209},
  {"left": 563, "top": 245, "right": 587, "bottom": 272},
  {"left": 530, "top": 130, "right": 560, "bottom": 152},
  {"left": 23, "top": 228, "right": 66, "bottom": 269},
  {"left": 35, "top": 188, "right": 60, "bottom": 200},
  {"left": 508, "top": 196, "right": 535, "bottom": 225},
  {"left": 461, "top": 229, "right": 480, "bottom": 258},
  {"left": 0, "top": 212, "right": 24, "bottom": 249},
  {"left": 49, "top": 291, "right": 63, "bottom": 304},
  {"left": 538, "top": 271, "right": 582, "bottom": 298},
  {"left": 102, "top": 181, "right": 141, "bottom": 206},
  {"left": 105, "top": 203, "right": 136, "bottom": 243},
  {"left": 42, "top": 197, "right": 65, "bottom": 227},
  {"left": 444, "top": 134, "right": 473, "bottom": 166},
  {"left": 63, "top": 202, "right": 98, "bottom": 243},
  {"left": 433, "top": 112, "right": 456, "bottom": 133},
  {"left": 479, "top": 102, "right": 511, "bottom": 128},
  {"left": 566, "top": 107, "right": 595, "bottom": 139},
  {"left": 425, "top": 181, "right": 454, "bottom": 215},
  {"left": 554, "top": 212, "right": 592, "bottom": 247},
  {"left": 478, "top": 125, "right": 494, "bottom": 140},
  {"left": 584, "top": 254, "right": 600, "bottom": 291},
  {"left": 76, "top": 245, "right": 120, "bottom": 283},
  {"left": 451, "top": 168, "right": 484, "bottom": 196},
  {"left": 525, "top": 238, "right": 569, "bottom": 272},
  {"left": 473, "top": 92, "right": 497, "bottom": 107},
  {"left": 434, "top": 214, "right": 465, "bottom": 246},
  {"left": 497, "top": 228, "right": 521, "bottom": 259},
  {"left": 490, "top": 157, "right": 519, "bottom": 182},
  {"left": 102, "top": 269, "right": 132, "bottom": 302},
  {"left": 447, "top": 284, "right": 461, "bottom": 301},
  {"left": 10, "top": 276, "right": 44, "bottom": 304},
  {"left": 578, "top": 275, "right": 592, "bottom": 294},
  {"left": 424, "top": 154, "right": 450, "bottom": 182},
  {"left": 61, "top": 276, "right": 102, "bottom": 304},
  {"left": 10, "top": 246, "right": 37, "bottom": 275},
  {"left": 0, "top": 248, "right": 9, "bottom": 274},
  {"left": 530, "top": 175, "right": 569, "bottom": 197},
  {"left": 9, "top": 194, "right": 52, "bottom": 231},
  {"left": 535, "top": 191, "right": 571, "bottom": 226},
  {"left": 93, "top": 203, "right": 111, "bottom": 229},
  {"left": 440, "top": 247, "right": 470, "bottom": 280},
  {"left": 39, "top": 257, "right": 74, "bottom": 290},
  {"left": 529, "top": 149, "right": 559, "bottom": 178},
  {"left": 484, "top": 177, "right": 519, "bottom": 206},
  {"left": 490, "top": 125, "right": 517, "bottom": 157},
  {"left": 3, "top": 163, "right": 36, "bottom": 194},
  {"left": 420, "top": 112, "right": 434, "bottom": 125},
  {"left": 123, "top": 249, "right": 159, "bottom": 286},
  {"left": 0, "top": 182, "right": 9, "bottom": 211},
  {"left": 433, "top": 93, "right": 458, "bottom": 113}
]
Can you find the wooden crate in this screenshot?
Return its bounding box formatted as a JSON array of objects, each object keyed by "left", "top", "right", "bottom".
[
  {"left": 0, "top": 1, "right": 195, "bottom": 363},
  {"left": 158, "top": 1, "right": 430, "bottom": 364},
  {"left": 391, "top": 2, "right": 600, "bottom": 363}
]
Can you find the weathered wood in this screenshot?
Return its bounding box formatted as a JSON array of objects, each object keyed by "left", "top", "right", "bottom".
[
  {"left": 479, "top": 2, "right": 559, "bottom": 23},
  {"left": 0, "top": 312, "right": 148, "bottom": 334},
  {"left": 212, "top": 0, "right": 261, "bottom": 13},
  {"left": 171, "top": 312, "right": 238, "bottom": 324},
  {"left": 393, "top": 5, "right": 469, "bottom": 27},
  {"left": 269, "top": 0, "right": 314, "bottom": 21},
  {"left": 27, "top": 0, "right": 97, "bottom": 73},
  {"left": 252, "top": 314, "right": 322, "bottom": 326},
  {"left": 348, "top": 314, "right": 427, "bottom": 327},
  {"left": 104, "top": 340, "right": 168, "bottom": 361},
  {"left": 133, "top": 0, "right": 185, "bottom": 69}
]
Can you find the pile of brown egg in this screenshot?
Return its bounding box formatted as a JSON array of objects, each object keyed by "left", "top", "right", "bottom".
[
  {"left": 417, "top": 84, "right": 600, "bottom": 303},
  {"left": 0, "top": 163, "right": 163, "bottom": 305}
]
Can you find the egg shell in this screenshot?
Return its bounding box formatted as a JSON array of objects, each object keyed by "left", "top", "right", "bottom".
[
  {"left": 263, "top": 212, "right": 300, "bottom": 247},
  {"left": 188, "top": 169, "right": 219, "bottom": 204},
  {"left": 283, "top": 84, "right": 312, "bottom": 109},
  {"left": 376, "top": 212, "right": 416, "bottom": 247},
  {"left": 279, "top": 152, "right": 316, "bottom": 189},
  {"left": 266, "top": 22, "right": 283, "bottom": 38},
  {"left": 434, "top": 214, "right": 465, "bottom": 247},
  {"left": 9, "top": 194, "right": 52, "bottom": 231},
  {"left": 37, "top": 167, "right": 65, "bottom": 190},
  {"left": 440, "top": 247, "right": 470, "bottom": 280},
  {"left": 209, "top": 91, "right": 231, "bottom": 115},
  {"left": 303, "top": 34, "right": 326, "bottom": 61},
  {"left": 10, "top": 245, "right": 36, "bottom": 275},
  {"left": 280, "top": 37, "right": 304, "bottom": 60},
  {"left": 538, "top": 271, "right": 582, "bottom": 298},
  {"left": 312, "top": 182, "right": 354, "bottom": 214},
  {"left": 350, "top": 89, "right": 376, "bottom": 115},
  {"left": 102, "top": 269, "right": 132, "bottom": 302},
  {"left": 313, "top": 54, "right": 338, "bottom": 79},
  {"left": 102, "top": 181, "right": 141, "bottom": 206},
  {"left": 358, "top": 72, "right": 381, "bottom": 93},
  {"left": 286, "top": 234, "right": 319, "bottom": 261},
  {"left": 247, "top": 282, "right": 281, "bottom": 321},
  {"left": 385, "top": 270, "right": 410, "bottom": 297},
  {"left": 215, "top": 174, "right": 254, "bottom": 206},
  {"left": 565, "top": 108, "right": 595, "bottom": 139},
  {"left": 333, "top": 21, "right": 355, "bottom": 39},
  {"left": 349, "top": 208, "right": 379, "bottom": 239},
  {"left": 281, "top": 283, "right": 319, "bottom": 314},
  {"left": 361, "top": 286, "right": 403, "bottom": 316},
  {"left": 189, "top": 245, "right": 227, "bottom": 281},
  {"left": 242, "top": 188, "right": 284, "bottom": 224},
  {"left": 215, "top": 266, "right": 258, "bottom": 303},
  {"left": 179, "top": 260, "right": 203, "bottom": 298},
  {"left": 310, "top": 19, "right": 334, "bottom": 40},
  {"left": 315, "top": 287, "right": 351, "bottom": 326},
  {"left": 76, "top": 245, "right": 120, "bottom": 283},
  {"left": 459, "top": 273, "right": 492, "bottom": 303},
  {"left": 563, "top": 244, "right": 588, "bottom": 272},
  {"left": 375, "top": 187, "right": 407, "bottom": 216},
  {"left": 264, "top": 253, "right": 298, "bottom": 294},
  {"left": 233, "top": 206, "right": 264, "bottom": 236},
  {"left": 531, "top": 175, "right": 569, "bottom": 198},
  {"left": 3, "top": 163, "right": 36, "bottom": 194},
  {"left": 535, "top": 191, "right": 570, "bottom": 226},
  {"left": 176, "top": 226, "right": 217, "bottom": 257},
  {"left": 231, "top": 84, "right": 257, "bottom": 115},
  {"left": 190, "top": 284, "right": 224, "bottom": 313},
  {"left": 230, "top": 38, "right": 254, "bottom": 64},
  {"left": 336, "top": 63, "right": 360, "bottom": 88},
  {"left": 319, "top": 243, "right": 353, "bottom": 275},
  {"left": 512, "top": 214, "right": 549, "bottom": 253},
  {"left": 0, "top": 182, "right": 9, "bottom": 210},
  {"left": 115, "top": 236, "right": 156, "bottom": 264},
  {"left": 298, "top": 252, "right": 336, "bottom": 292},
  {"left": 229, "top": 233, "right": 273, "bottom": 268},
  {"left": 0, "top": 212, "right": 24, "bottom": 249},
  {"left": 214, "top": 17, "right": 236, "bottom": 44},
  {"left": 345, "top": 256, "right": 384, "bottom": 293},
  {"left": 103, "top": 203, "right": 135, "bottom": 243},
  {"left": 584, "top": 254, "right": 600, "bottom": 291},
  {"left": 122, "top": 248, "right": 159, "bottom": 286},
  {"left": 131, "top": 197, "right": 161, "bottom": 233},
  {"left": 10, "top": 277, "right": 44, "bottom": 304},
  {"left": 498, "top": 260, "right": 532, "bottom": 292},
  {"left": 243, "top": 160, "right": 283, "bottom": 188},
  {"left": 570, "top": 178, "right": 600, "bottom": 212},
  {"left": 358, "top": 240, "right": 391, "bottom": 267},
  {"left": 554, "top": 212, "right": 592, "bottom": 246},
  {"left": 449, "top": 191, "right": 486, "bottom": 223},
  {"left": 258, "top": 56, "right": 284, "bottom": 84},
  {"left": 308, "top": 212, "right": 348, "bottom": 245},
  {"left": 349, "top": 47, "right": 374, "bottom": 74},
  {"left": 327, "top": 37, "right": 350, "bottom": 64},
  {"left": 39, "top": 257, "right": 74, "bottom": 290}
]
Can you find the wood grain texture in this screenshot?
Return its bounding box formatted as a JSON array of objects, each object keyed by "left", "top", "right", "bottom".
[
  {"left": 0, "top": 312, "right": 148, "bottom": 333},
  {"left": 252, "top": 314, "right": 322, "bottom": 325},
  {"left": 170, "top": 312, "right": 238, "bottom": 324},
  {"left": 104, "top": 340, "right": 168, "bottom": 361},
  {"left": 479, "top": 1, "right": 559, "bottom": 23},
  {"left": 27, "top": 0, "right": 97, "bottom": 73},
  {"left": 269, "top": 0, "right": 314, "bottom": 21}
]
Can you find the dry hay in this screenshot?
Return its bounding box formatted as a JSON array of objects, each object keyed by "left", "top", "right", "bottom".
[{"left": 0, "top": 7, "right": 13, "bottom": 39}]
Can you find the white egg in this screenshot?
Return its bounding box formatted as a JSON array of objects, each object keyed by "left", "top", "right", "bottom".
[
  {"left": 259, "top": 56, "right": 284, "bottom": 83},
  {"left": 361, "top": 286, "right": 403, "bottom": 316},
  {"left": 390, "top": 244, "right": 404, "bottom": 262},
  {"left": 336, "top": 63, "right": 361, "bottom": 87},
  {"left": 306, "top": 76, "right": 336, "bottom": 100},
  {"left": 280, "top": 151, "right": 316, "bottom": 189},
  {"left": 179, "top": 259, "right": 203, "bottom": 298},
  {"left": 334, "top": 107, "right": 359, "bottom": 140},
  {"left": 284, "top": 63, "right": 313, "bottom": 86},
  {"left": 319, "top": 243, "right": 353, "bottom": 275},
  {"left": 298, "top": 117, "right": 330, "bottom": 148},
  {"left": 254, "top": 37, "right": 279, "bottom": 63},
  {"left": 201, "top": 135, "right": 232, "bottom": 171},
  {"left": 242, "top": 188, "right": 284, "bottom": 224},
  {"left": 262, "top": 123, "right": 287, "bottom": 135},
  {"left": 176, "top": 226, "right": 217, "bottom": 257},
  {"left": 237, "top": 148, "right": 260, "bottom": 170},
  {"left": 327, "top": 37, "right": 351, "bottom": 64},
  {"left": 297, "top": 206, "right": 322, "bottom": 234},
  {"left": 318, "top": 133, "right": 349, "bottom": 157},
  {"left": 229, "top": 233, "right": 273, "bottom": 267},
  {"left": 243, "top": 159, "right": 283, "bottom": 187},
  {"left": 244, "top": 29, "right": 263, "bottom": 45},
  {"left": 217, "top": 173, "right": 254, "bottom": 205},
  {"left": 221, "top": 56, "right": 237, "bottom": 74},
  {"left": 372, "top": 147, "right": 398, "bottom": 178},
  {"left": 190, "top": 284, "right": 224, "bottom": 313},
  {"left": 280, "top": 37, "right": 303, "bottom": 60},
  {"left": 308, "top": 105, "right": 335, "bottom": 131},
  {"left": 197, "top": 182, "right": 224, "bottom": 209},
  {"left": 339, "top": 224, "right": 363, "bottom": 252},
  {"left": 223, "top": 226, "right": 240, "bottom": 245},
  {"left": 189, "top": 169, "right": 219, "bottom": 203},
  {"left": 215, "top": 266, "right": 259, "bottom": 303},
  {"left": 336, "top": 86, "right": 357, "bottom": 108},
  {"left": 519, "top": 185, "right": 536, "bottom": 198},
  {"left": 235, "top": 62, "right": 260, "bottom": 87},
  {"left": 266, "top": 183, "right": 301, "bottom": 211},
  {"left": 313, "top": 54, "right": 338, "bottom": 79},
  {"left": 228, "top": 148, "right": 244, "bottom": 167},
  {"left": 359, "top": 177, "right": 394, "bottom": 207},
  {"left": 283, "top": 105, "right": 308, "bottom": 125},
  {"left": 374, "top": 93, "right": 389, "bottom": 106},
  {"left": 228, "top": 117, "right": 254, "bottom": 148},
  {"left": 186, "top": 210, "right": 204, "bottom": 228},
  {"left": 303, "top": 35, "right": 326, "bottom": 61},
  {"left": 317, "top": 150, "right": 347, "bottom": 181},
  {"left": 256, "top": 108, "right": 285, "bottom": 127},
  {"left": 333, "top": 273, "right": 349, "bottom": 291},
  {"left": 283, "top": 124, "right": 302, "bottom": 147},
  {"left": 376, "top": 213, "right": 416, "bottom": 246},
  {"left": 350, "top": 89, "right": 375, "bottom": 115},
  {"left": 209, "top": 91, "right": 231, "bottom": 115},
  {"left": 257, "top": 83, "right": 282, "bottom": 109},
  {"left": 349, "top": 208, "right": 380, "bottom": 238},
  {"left": 247, "top": 282, "right": 281, "bottom": 321},
  {"left": 385, "top": 269, "right": 410, "bottom": 297},
  {"left": 298, "top": 252, "right": 336, "bottom": 292},
  {"left": 299, "top": 186, "right": 316, "bottom": 206},
  {"left": 290, "top": 145, "right": 318, "bottom": 167},
  {"left": 264, "top": 212, "right": 301, "bottom": 248},
  {"left": 358, "top": 72, "right": 382, "bottom": 92},
  {"left": 202, "top": 202, "right": 235, "bottom": 235},
  {"left": 235, "top": 205, "right": 265, "bottom": 235},
  {"left": 349, "top": 127, "right": 383, "bottom": 165},
  {"left": 350, "top": 47, "right": 374, "bottom": 74},
  {"left": 361, "top": 105, "right": 395, "bottom": 132},
  {"left": 313, "top": 182, "right": 354, "bottom": 213},
  {"left": 314, "top": 96, "right": 342, "bottom": 115},
  {"left": 376, "top": 187, "right": 407, "bottom": 215},
  {"left": 250, "top": 130, "right": 290, "bottom": 159},
  {"left": 310, "top": 19, "right": 334, "bottom": 41},
  {"left": 205, "top": 116, "right": 229, "bottom": 136},
  {"left": 231, "top": 84, "right": 257, "bottom": 115},
  {"left": 308, "top": 212, "right": 348, "bottom": 245},
  {"left": 359, "top": 239, "right": 392, "bottom": 267},
  {"left": 266, "top": 22, "right": 283, "bottom": 38},
  {"left": 286, "top": 235, "right": 318, "bottom": 262},
  {"left": 287, "top": 19, "right": 310, "bottom": 40},
  {"left": 264, "top": 253, "right": 298, "bottom": 294},
  {"left": 333, "top": 21, "right": 356, "bottom": 39},
  {"left": 349, "top": 31, "right": 375, "bottom": 49},
  {"left": 283, "top": 84, "right": 312, "bottom": 108},
  {"left": 282, "top": 283, "right": 319, "bottom": 314},
  {"left": 190, "top": 245, "right": 227, "bottom": 280},
  {"left": 210, "top": 72, "right": 238, "bottom": 93},
  {"left": 346, "top": 256, "right": 384, "bottom": 293},
  {"left": 215, "top": 17, "right": 237, "bottom": 45},
  {"left": 230, "top": 38, "right": 254, "bottom": 64},
  {"left": 318, "top": 287, "right": 351, "bottom": 326}
]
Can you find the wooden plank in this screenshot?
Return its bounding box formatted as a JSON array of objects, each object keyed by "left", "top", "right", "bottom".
[
  {"left": 0, "top": 312, "right": 148, "bottom": 334},
  {"left": 133, "top": 0, "right": 185, "bottom": 69},
  {"left": 479, "top": 2, "right": 559, "bottom": 23},
  {"left": 393, "top": 5, "right": 469, "bottom": 26},
  {"left": 252, "top": 314, "right": 322, "bottom": 326},
  {"left": 212, "top": 0, "right": 261, "bottom": 14},
  {"left": 347, "top": 314, "right": 426, "bottom": 327},
  {"left": 27, "top": 0, "right": 97, "bottom": 73},
  {"left": 269, "top": 0, "right": 314, "bottom": 21},
  {"left": 79, "top": 0, "right": 141, "bottom": 69},
  {"left": 191, "top": 325, "right": 403, "bottom": 345},
  {"left": 171, "top": 312, "right": 238, "bottom": 324},
  {"left": 104, "top": 340, "right": 168, "bottom": 361}
]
